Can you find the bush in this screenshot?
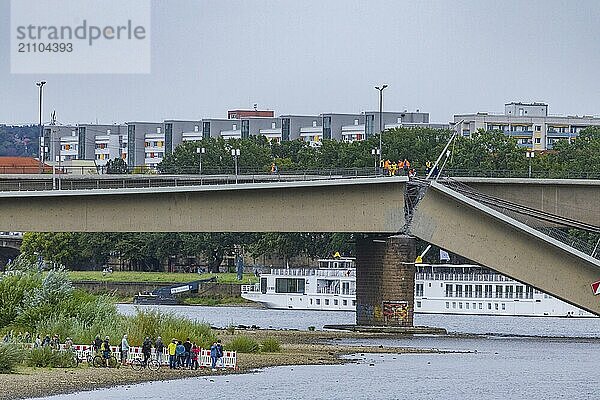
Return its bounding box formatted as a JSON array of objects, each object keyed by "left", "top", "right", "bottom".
[
  {"left": 0, "top": 344, "right": 22, "bottom": 373},
  {"left": 226, "top": 325, "right": 235, "bottom": 335},
  {"left": 27, "top": 347, "right": 77, "bottom": 368},
  {"left": 308, "top": 326, "right": 316, "bottom": 331},
  {"left": 227, "top": 335, "right": 259, "bottom": 353},
  {"left": 260, "top": 338, "right": 281, "bottom": 353}
]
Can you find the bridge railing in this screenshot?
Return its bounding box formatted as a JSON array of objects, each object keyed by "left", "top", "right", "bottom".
[{"left": 0, "top": 167, "right": 384, "bottom": 192}]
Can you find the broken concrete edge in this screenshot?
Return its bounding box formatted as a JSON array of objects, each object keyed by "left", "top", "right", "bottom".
[{"left": 322, "top": 324, "right": 447, "bottom": 335}]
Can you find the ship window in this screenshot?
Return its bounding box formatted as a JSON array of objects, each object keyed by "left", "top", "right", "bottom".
[
  {"left": 525, "top": 286, "right": 534, "bottom": 299},
  {"left": 501, "top": 303, "right": 506, "bottom": 310},
  {"left": 464, "top": 285, "right": 473, "bottom": 298},
  {"left": 505, "top": 286, "right": 514, "bottom": 299},
  {"left": 446, "top": 284, "right": 453, "bottom": 297},
  {"left": 310, "top": 299, "right": 313, "bottom": 304},
  {"left": 465, "top": 303, "right": 469, "bottom": 309},
  {"left": 334, "top": 299, "right": 338, "bottom": 305},
  {"left": 261, "top": 278, "right": 267, "bottom": 294},
  {"left": 475, "top": 285, "right": 482, "bottom": 298},
  {"left": 495, "top": 303, "right": 499, "bottom": 310},
  {"left": 428, "top": 283, "right": 432, "bottom": 287},
  {"left": 458, "top": 302, "right": 463, "bottom": 309},
  {"left": 343, "top": 300, "right": 347, "bottom": 306},
  {"left": 516, "top": 286, "right": 524, "bottom": 299},
  {"left": 416, "top": 301, "right": 421, "bottom": 308},
  {"left": 452, "top": 302, "right": 456, "bottom": 309},
  {"left": 479, "top": 303, "right": 483, "bottom": 309},
  {"left": 352, "top": 300, "right": 356, "bottom": 306},
  {"left": 316, "top": 299, "right": 321, "bottom": 305},
  {"left": 445, "top": 302, "right": 449, "bottom": 309},
  {"left": 473, "top": 303, "right": 476, "bottom": 309},
  {"left": 416, "top": 284, "right": 424, "bottom": 297},
  {"left": 455, "top": 285, "right": 463, "bottom": 297},
  {"left": 275, "top": 278, "right": 305, "bottom": 294},
  {"left": 487, "top": 303, "right": 492, "bottom": 310},
  {"left": 325, "top": 299, "right": 330, "bottom": 305},
  {"left": 495, "top": 285, "right": 503, "bottom": 298},
  {"left": 484, "top": 285, "right": 492, "bottom": 298}
]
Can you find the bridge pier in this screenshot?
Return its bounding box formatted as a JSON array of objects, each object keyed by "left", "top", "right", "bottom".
[{"left": 356, "top": 235, "right": 416, "bottom": 326}]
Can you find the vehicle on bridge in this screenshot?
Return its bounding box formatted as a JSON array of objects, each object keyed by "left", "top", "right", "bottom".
[
  {"left": 133, "top": 277, "right": 217, "bottom": 305},
  {"left": 241, "top": 259, "right": 593, "bottom": 317}
]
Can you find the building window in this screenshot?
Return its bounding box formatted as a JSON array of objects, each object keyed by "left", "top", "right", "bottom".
[
  {"left": 535, "top": 138, "right": 541, "bottom": 144},
  {"left": 535, "top": 125, "right": 541, "bottom": 131}
]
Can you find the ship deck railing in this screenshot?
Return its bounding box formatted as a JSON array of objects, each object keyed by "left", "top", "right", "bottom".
[
  {"left": 270, "top": 268, "right": 355, "bottom": 277},
  {"left": 416, "top": 273, "right": 515, "bottom": 282}
]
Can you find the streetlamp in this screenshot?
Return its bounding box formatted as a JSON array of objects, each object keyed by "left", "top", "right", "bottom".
[
  {"left": 371, "top": 148, "right": 380, "bottom": 174},
  {"left": 526, "top": 150, "right": 535, "bottom": 178},
  {"left": 231, "top": 148, "right": 240, "bottom": 184},
  {"left": 196, "top": 147, "right": 205, "bottom": 175},
  {"left": 36, "top": 81, "right": 46, "bottom": 173},
  {"left": 374, "top": 84, "right": 388, "bottom": 169}
]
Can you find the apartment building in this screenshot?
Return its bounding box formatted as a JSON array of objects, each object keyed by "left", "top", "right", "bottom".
[{"left": 453, "top": 102, "right": 600, "bottom": 150}]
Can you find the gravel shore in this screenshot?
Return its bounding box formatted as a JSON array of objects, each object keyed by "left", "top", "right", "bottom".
[{"left": 0, "top": 329, "right": 455, "bottom": 400}]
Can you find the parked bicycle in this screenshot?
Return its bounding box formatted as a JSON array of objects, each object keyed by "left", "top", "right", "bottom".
[
  {"left": 130, "top": 358, "right": 161, "bottom": 371},
  {"left": 92, "top": 353, "right": 118, "bottom": 368}
]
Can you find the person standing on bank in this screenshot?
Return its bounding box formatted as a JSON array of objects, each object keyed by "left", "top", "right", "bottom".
[
  {"left": 210, "top": 341, "right": 218, "bottom": 371},
  {"left": 120, "top": 334, "right": 129, "bottom": 365},
  {"left": 155, "top": 336, "right": 164, "bottom": 364},
  {"left": 168, "top": 339, "right": 177, "bottom": 369},
  {"left": 142, "top": 337, "right": 152, "bottom": 366},
  {"left": 183, "top": 338, "right": 192, "bottom": 369},
  {"left": 216, "top": 339, "right": 224, "bottom": 369}
]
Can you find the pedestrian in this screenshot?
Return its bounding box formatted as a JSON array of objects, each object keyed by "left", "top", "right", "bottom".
[
  {"left": 168, "top": 339, "right": 177, "bottom": 369},
  {"left": 101, "top": 336, "right": 111, "bottom": 367},
  {"left": 155, "top": 336, "right": 164, "bottom": 365},
  {"left": 34, "top": 334, "right": 42, "bottom": 348},
  {"left": 175, "top": 341, "right": 185, "bottom": 369},
  {"left": 403, "top": 159, "right": 410, "bottom": 173},
  {"left": 210, "top": 341, "right": 218, "bottom": 371},
  {"left": 191, "top": 343, "right": 200, "bottom": 370},
  {"left": 425, "top": 160, "right": 432, "bottom": 175},
  {"left": 64, "top": 337, "right": 73, "bottom": 350},
  {"left": 51, "top": 334, "right": 60, "bottom": 349},
  {"left": 121, "top": 334, "right": 130, "bottom": 365},
  {"left": 42, "top": 334, "right": 50, "bottom": 347},
  {"left": 142, "top": 337, "right": 152, "bottom": 366},
  {"left": 93, "top": 335, "right": 102, "bottom": 354},
  {"left": 390, "top": 162, "right": 398, "bottom": 176},
  {"left": 183, "top": 338, "right": 192, "bottom": 369},
  {"left": 216, "top": 339, "right": 224, "bottom": 369}
]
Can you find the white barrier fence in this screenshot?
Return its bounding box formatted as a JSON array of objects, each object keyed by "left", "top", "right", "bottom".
[{"left": 64, "top": 344, "right": 237, "bottom": 369}]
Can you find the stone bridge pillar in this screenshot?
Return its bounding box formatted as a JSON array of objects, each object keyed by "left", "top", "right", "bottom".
[{"left": 356, "top": 234, "right": 415, "bottom": 326}]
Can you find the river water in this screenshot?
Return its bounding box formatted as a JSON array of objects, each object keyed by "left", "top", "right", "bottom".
[{"left": 32, "top": 305, "right": 600, "bottom": 400}]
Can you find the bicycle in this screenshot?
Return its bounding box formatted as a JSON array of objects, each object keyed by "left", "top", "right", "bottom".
[
  {"left": 92, "top": 353, "right": 118, "bottom": 368},
  {"left": 131, "top": 357, "right": 161, "bottom": 371}
]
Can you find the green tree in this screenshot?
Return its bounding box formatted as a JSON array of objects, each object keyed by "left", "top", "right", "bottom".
[{"left": 105, "top": 158, "right": 128, "bottom": 174}]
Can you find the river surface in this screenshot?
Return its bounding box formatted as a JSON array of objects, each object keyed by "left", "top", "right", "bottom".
[{"left": 33, "top": 305, "right": 600, "bottom": 400}]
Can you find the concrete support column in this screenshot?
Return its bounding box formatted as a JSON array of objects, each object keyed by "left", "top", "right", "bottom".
[{"left": 356, "top": 234, "right": 416, "bottom": 326}]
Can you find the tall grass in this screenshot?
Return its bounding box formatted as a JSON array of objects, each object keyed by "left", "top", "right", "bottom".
[
  {"left": 260, "top": 338, "right": 281, "bottom": 353},
  {"left": 0, "top": 344, "right": 22, "bottom": 373},
  {"left": 227, "top": 335, "right": 260, "bottom": 353},
  {"left": 27, "top": 347, "right": 77, "bottom": 368}
]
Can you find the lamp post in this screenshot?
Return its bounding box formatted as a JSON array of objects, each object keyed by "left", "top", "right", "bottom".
[
  {"left": 374, "top": 84, "right": 388, "bottom": 169},
  {"left": 36, "top": 81, "right": 46, "bottom": 173},
  {"left": 231, "top": 148, "right": 240, "bottom": 184},
  {"left": 371, "top": 148, "right": 380, "bottom": 174},
  {"left": 526, "top": 150, "right": 534, "bottom": 178},
  {"left": 196, "top": 147, "right": 205, "bottom": 175}
]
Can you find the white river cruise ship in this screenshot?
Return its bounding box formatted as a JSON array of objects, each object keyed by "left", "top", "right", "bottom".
[{"left": 241, "top": 259, "right": 593, "bottom": 317}]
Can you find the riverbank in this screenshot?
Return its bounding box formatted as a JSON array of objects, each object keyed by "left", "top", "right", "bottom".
[{"left": 0, "top": 328, "right": 455, "bottom": 400}]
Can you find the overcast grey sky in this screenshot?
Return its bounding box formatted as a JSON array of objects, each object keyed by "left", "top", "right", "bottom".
[{"left": 1, "top": 0, "right": 599, "bottom": 125}]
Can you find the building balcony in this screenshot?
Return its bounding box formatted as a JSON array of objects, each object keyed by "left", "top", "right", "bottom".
[
  {"left": 504, "top": 130, "right": 533, "bottom": 138},
  {"left": 546, "top": 131, "right": 571, "bottom": 138}
]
